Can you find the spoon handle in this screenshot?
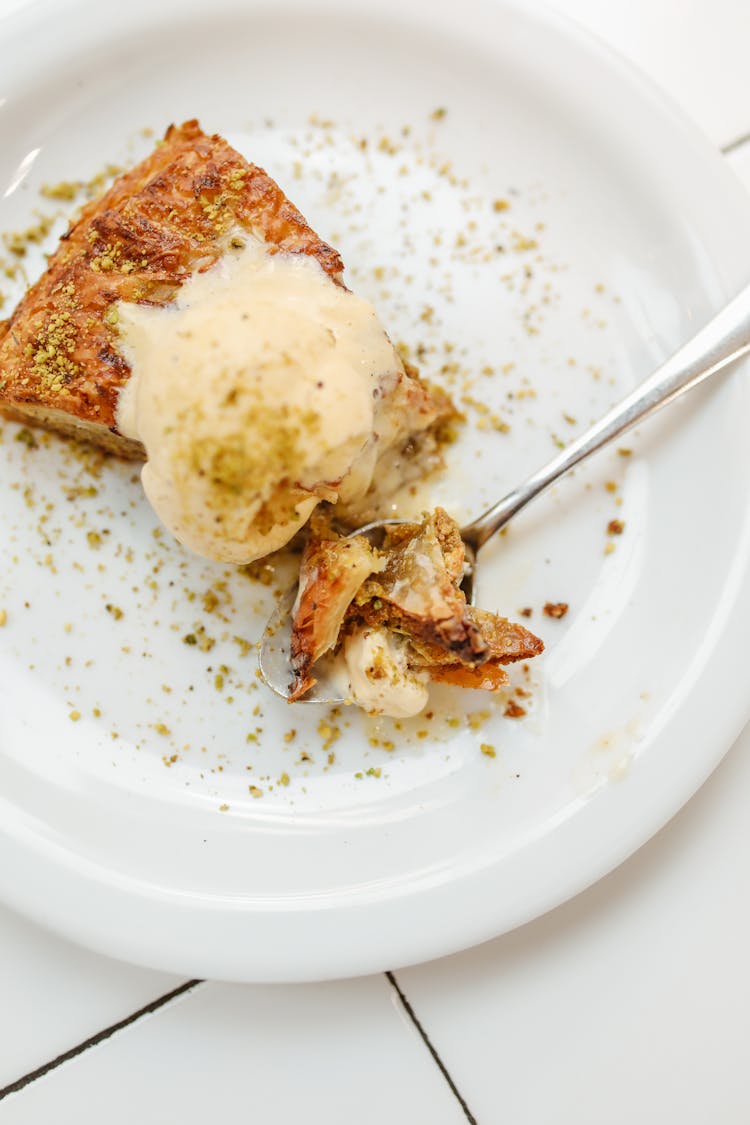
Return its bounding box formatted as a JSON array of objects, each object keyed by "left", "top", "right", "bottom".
[{"left": 462, "top": 282, "right": 750, "bottom": 551}]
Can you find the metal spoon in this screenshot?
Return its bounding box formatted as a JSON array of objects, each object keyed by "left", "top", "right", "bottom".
[{"left": 259, "top": 282, "right": 750, "bottom": 703}]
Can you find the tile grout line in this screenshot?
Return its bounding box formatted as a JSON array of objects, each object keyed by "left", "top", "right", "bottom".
[
  {"left": 386, "top": 971, "right": 479, "bottom": 1125},
  {"left": 721, "top": 131, "right": 750, "bottom": 155},
  {"left": 0, "top": 978, "right": 204, "bottom": 1101}
]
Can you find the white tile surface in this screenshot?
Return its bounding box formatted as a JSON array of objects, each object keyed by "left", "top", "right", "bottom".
[
  {"left": 395, "top": 722, "right": 750, "bottom": 1125},
  {"left": 0, "top": 904, "right": 181, "bottom": 1088},
  {"left": 550, "top": 0, "right": 750, "bottom": 148},
  {"left": 0, "top": 976, "right": 468, "bottom": 1124}
]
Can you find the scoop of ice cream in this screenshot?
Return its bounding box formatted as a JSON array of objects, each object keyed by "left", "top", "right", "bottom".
[
  {"left": 342, "top": 627, "right": 429, "bottom": 718},
  {"left": 115, "top": 236, "right": 405, "bottom": 563}
]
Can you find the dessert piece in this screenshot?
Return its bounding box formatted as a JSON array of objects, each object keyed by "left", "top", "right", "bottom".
[
  {"left": 289, "top": 508, "right": 544, "bottom": 717},
  {"left": 0, "top": 120, "right": 452, "bottom": 562},
  {"left": 290, "top": 530, "right": 385, "bottom": 695}
]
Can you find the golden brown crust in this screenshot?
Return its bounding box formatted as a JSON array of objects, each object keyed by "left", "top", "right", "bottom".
[
  {"left": 375, "top": 506, "right": 464, "bottom": 581},
  {"left": 0, "top": 401, "right": 144, "bottom": 458},
  {"left": 427, "top": 662, "right": 510, "bottom": 690},
  {"left": 409, "top": 608, "right": 543, "bottom": 692},
  {"left": 289, "top": 534, "right": 384, "bottom": 701},
  {"left": 466, "top": 607, "right": 545, "bottom": 662},
  {"left": 408, "top": 608, "right": 544, "bottom": 667},
  {"left": 0, "top": 119, "right": 343, "bottom": 451},
  {"left": 350, "top": 509, "right": 487, "bottom": 663}
]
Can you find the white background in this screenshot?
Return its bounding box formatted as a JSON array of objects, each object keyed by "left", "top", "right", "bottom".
[{"left": 1, "top": 1, "right": 749, "bottom": 1121}]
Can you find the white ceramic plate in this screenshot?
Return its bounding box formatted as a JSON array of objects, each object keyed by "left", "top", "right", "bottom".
[{"left": 0, "top": 0, "right": 749, "bottom": 982}]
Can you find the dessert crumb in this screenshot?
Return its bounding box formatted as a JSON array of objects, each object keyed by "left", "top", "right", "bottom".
[
  {"left": 543, "top": 601, "right": 569, "bottom": 619},
  {"left": 504, "top": 700, "right": 527, "bottom": 719}
]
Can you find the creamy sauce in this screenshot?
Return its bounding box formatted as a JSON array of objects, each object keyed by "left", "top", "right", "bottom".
[
  {"left": 115, "top": 235, "right": 403, "bottom": 563},
  {"left": 343, "top": 627, "right": 429, "bottom": 718}
]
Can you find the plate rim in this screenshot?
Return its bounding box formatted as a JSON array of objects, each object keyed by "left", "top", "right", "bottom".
[{"left": 1, "top": 0, "right": 749, "bottom": 980}]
